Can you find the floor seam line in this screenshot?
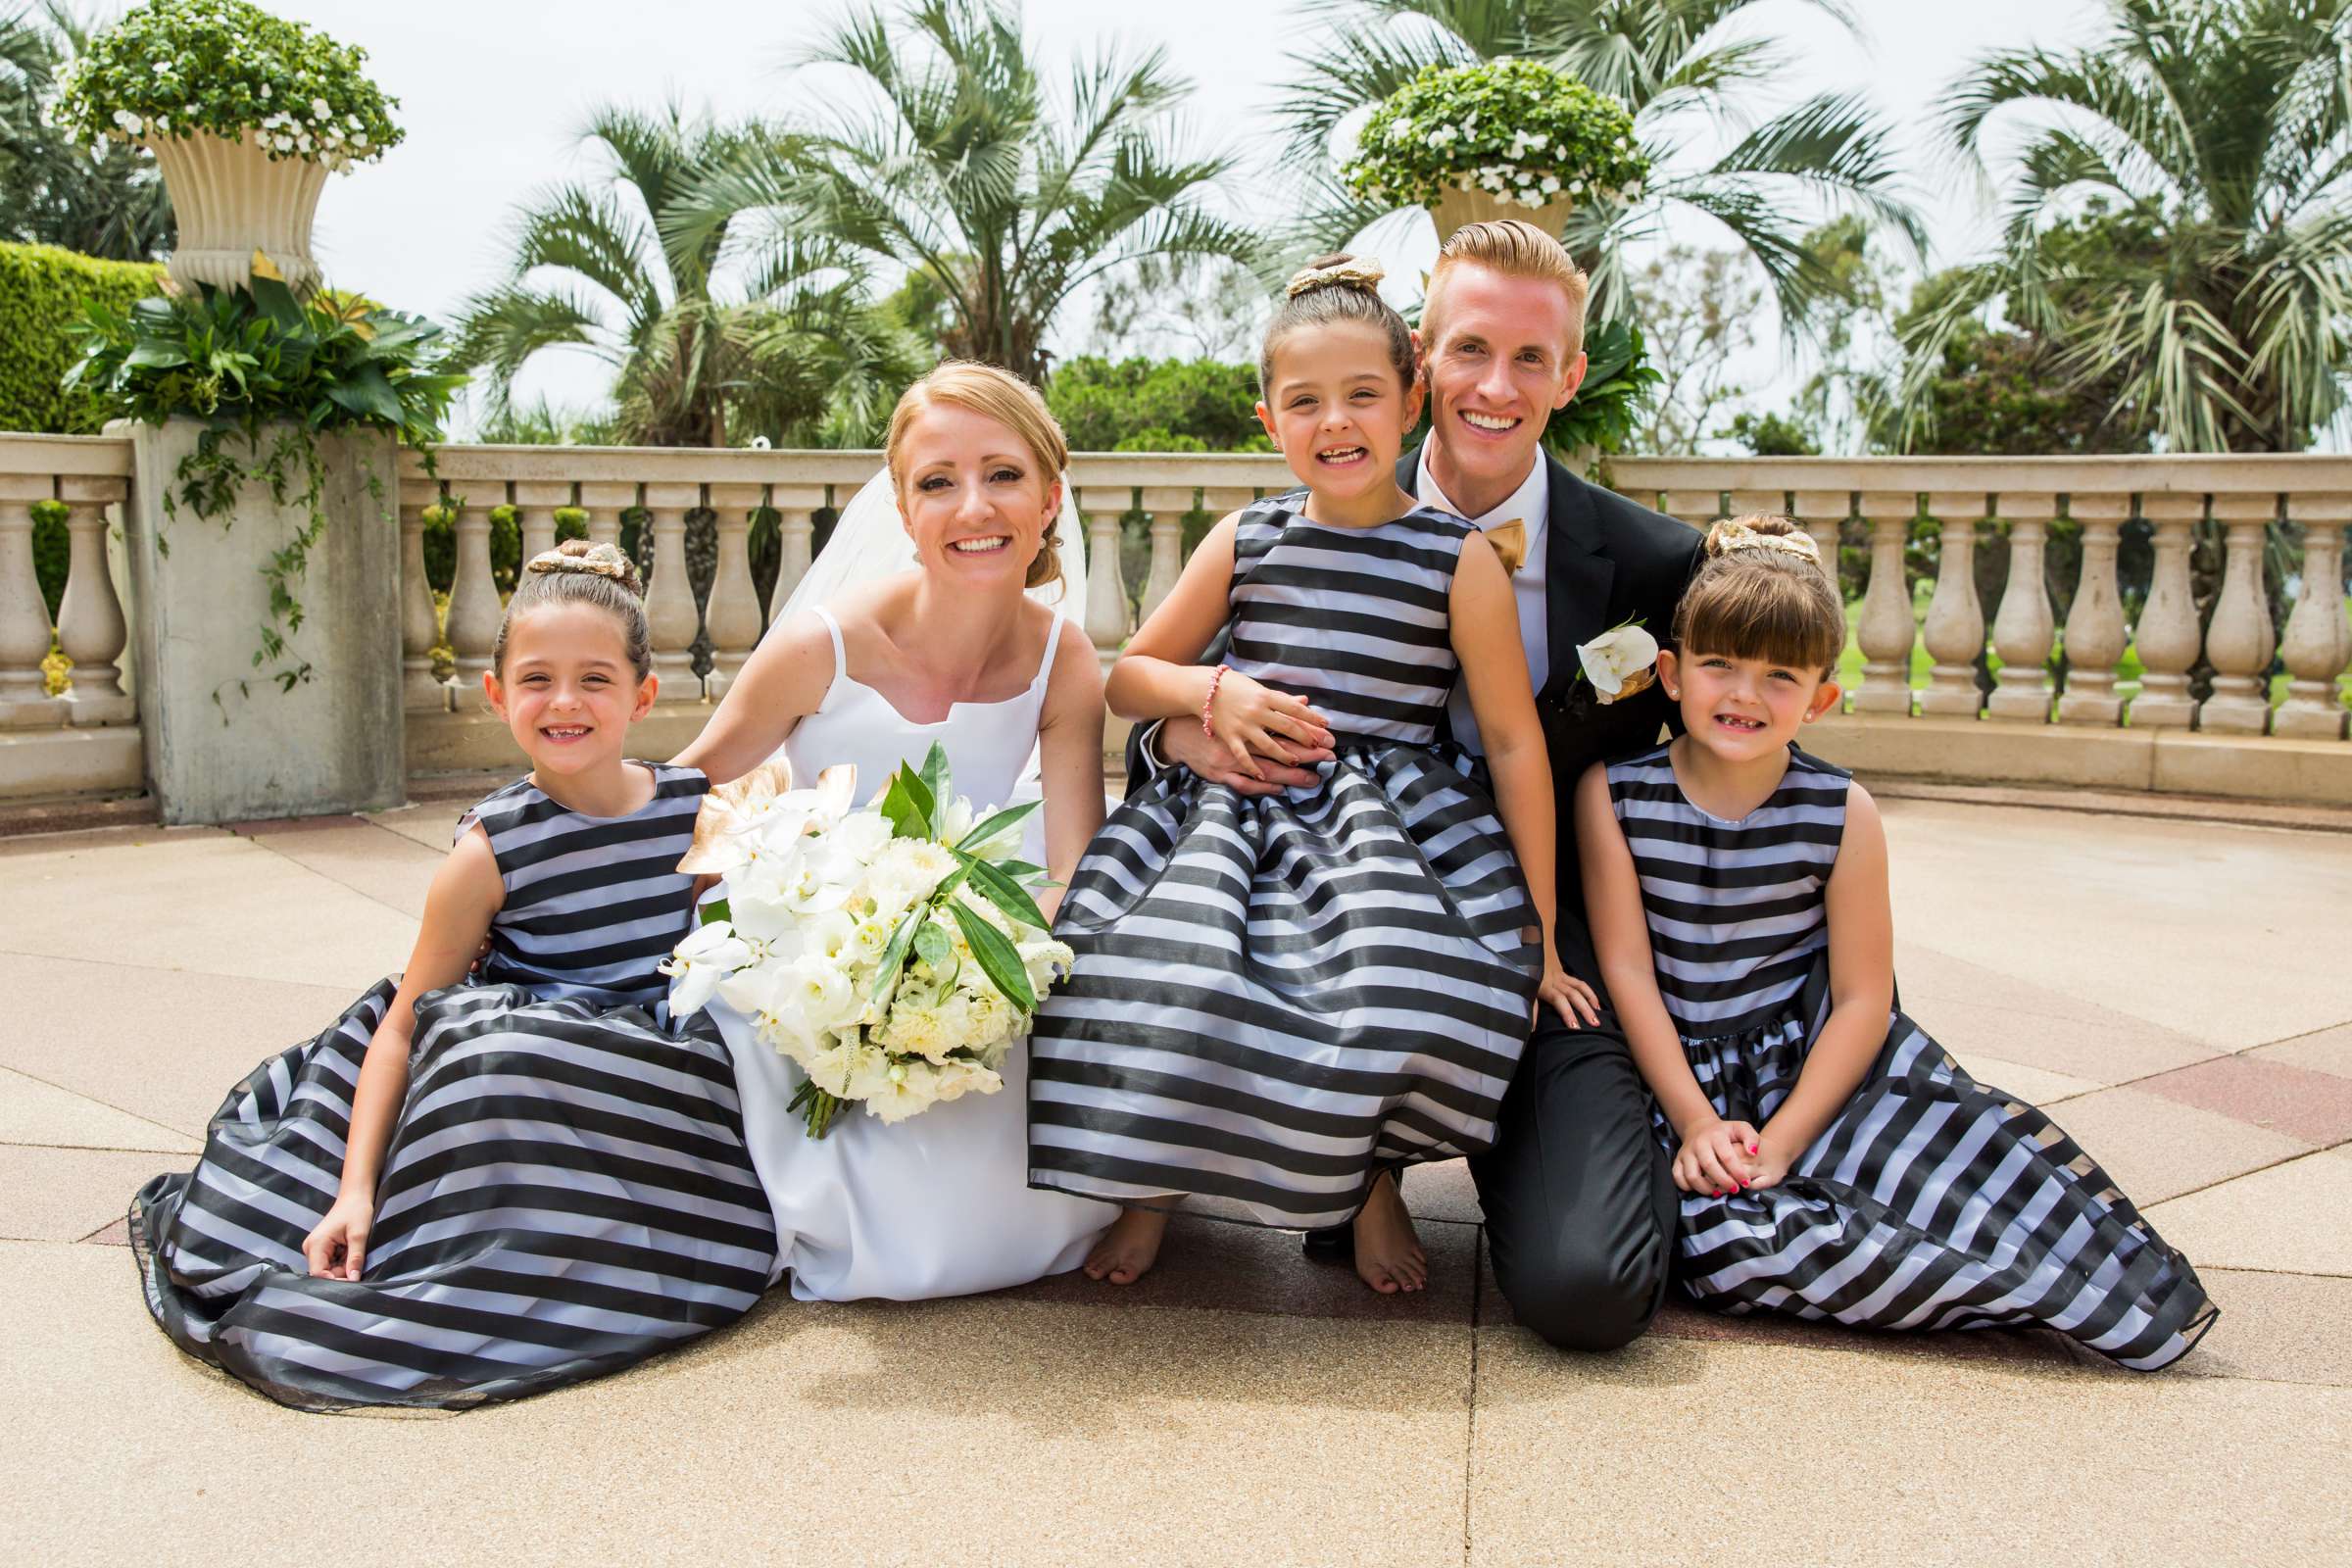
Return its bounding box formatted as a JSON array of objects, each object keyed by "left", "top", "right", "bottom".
[
  {"left": 2142, "top": 1145, "right": 2340, "bottom": 1209},
  {"left": 1463, "top": 1224, "right": 1481, "bottom": 1568},
  {"left": 0, "top": 1064, "right": 203, "bottom": 1145},
  {"left": 0, "top": 945, "right": 360, "bottom": 988},
  {"left": 230, "top": 829, "right": 428, "bottom": 920}
]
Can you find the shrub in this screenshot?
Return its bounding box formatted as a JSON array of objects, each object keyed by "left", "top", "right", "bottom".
[
  {"left": 1047, "top": 357, "right": 1270, "bottom": 453},
  {"left": 0, "top": 241, "right": 164, "bottom": 433}
]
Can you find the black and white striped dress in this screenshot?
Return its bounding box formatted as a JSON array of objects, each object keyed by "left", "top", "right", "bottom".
[
  {"left": 1029, "top": 497, "right": 1541, "bottom": 1230},
  {"left": 129, "top": 763, "right": 779, "bottom": 1411},
  {"left": 1609, "top": 743, "right": 2216, "bottom": 1369}
]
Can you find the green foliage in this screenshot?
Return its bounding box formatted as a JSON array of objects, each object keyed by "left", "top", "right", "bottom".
[
  {"left": 1546, "top": 319, "right": 1659, "bottom": 456},
  {"left": 29, "top": 495, "right": 66, "bottom": 619},
  {"left": 67, "top": 269, "right": 465, "bottom": 689},
  {"left": 1, "top": 3, "right": 174, "bottom": 259},
  {"left": 51, "top": 0, "right": 401, "bottom": 169},
  {"left": 0, "top": 238, "right": 163, "bottom": 430},
  {"left": 1045, "top": 357, "right": 1270, "bottom": 453},
  {"left": 1725, "top": 410, "right": 1819, "bottom": 456},
  {"left": 1343, "top": 58, "right": 1646, "bottom": 212}
]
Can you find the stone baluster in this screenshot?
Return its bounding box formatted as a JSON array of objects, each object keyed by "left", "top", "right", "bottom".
[
  {"left": 703, "top": 481, "right": 765, "bottom": 698},
  {"left": 1079, "top": 486, "right": 1132, "bottom": 671},
  {"left": 55, "top": 476, "right": 133, "bottom": 725},
  {"left": 2274, "top": 495, "right": 2351, "bottom": 741},
  {"left": 398, "top": 477, "right": 448, "bottom": 712},
  {"left": 1137, "top": 485, "right": 1194, "bottom": 623},
  {"left": 641, "top": 481, "right": 701, "bottom": 698},
  {"left": 1985, "top": 493, "right": 2057, "bottom": 722},
  {"left": 1852, "top": 491, "right": 1920, "bottom": 715},
  {"left": 513, "top": 479, "right": 567, "bottom": 565},
  {"left": 1725, "top": 489, "right": 1786, "bottom": 525},
  {"left": 1918, "top": 493, "right": 1988, "bottom": 718},
  {"left": 772, "top": 485, "right": 823, "bottom": 619},
  {"left": 1789, "top": 491, "right": 1856, "bottom": 676},
  {"left": 2197, "top": 494, "right": 2281, "bottom": 734},
  {"left": 577, "top": 480, "right": 632, "bottom": 551},
  {"left": 2129, "top": 495, "right": 2203, "bottom": 729},
  {"left": 0, "top": 476, "right": 59, "bottom": 725},
  {"left": 2055, "top": 495, "right": 2131, "bottom": 726},
  {"left": 443, "top": 492, "right": 503, "bottom": 689}
]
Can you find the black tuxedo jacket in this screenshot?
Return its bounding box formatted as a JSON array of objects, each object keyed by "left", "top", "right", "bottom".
[{"left": 1119, "top": 447, "right": 1703, "bottom": 969}]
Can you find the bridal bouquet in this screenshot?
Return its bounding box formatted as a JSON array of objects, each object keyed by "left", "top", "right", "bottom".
[{"left": 662, "top": 746, "right": 1071, "bottom": 1138}]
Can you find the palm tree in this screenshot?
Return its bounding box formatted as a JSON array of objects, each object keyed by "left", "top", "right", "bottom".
[
  {"left": 1278, "top": 0, "right": 1920, "bottom": 337},
  {"left": 664, "top": 0, "right": 1260, "bottom": 383},
  {"left": 0, "top": 1, "right": 173, "bottom": 260},
  {"left": 1899, "top": 0, "right": 2352, "bottom": 452},
  {"left": 452, "top": 102, "right": 920, "bottom": 448}
]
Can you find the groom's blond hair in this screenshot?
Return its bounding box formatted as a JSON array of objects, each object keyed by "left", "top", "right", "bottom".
[
  {"left": 1425, "top": 220, "right": 1590, "bottom": 362},
  {"left": 885, "top": 362, "right": 1069, "bottom": 591}
]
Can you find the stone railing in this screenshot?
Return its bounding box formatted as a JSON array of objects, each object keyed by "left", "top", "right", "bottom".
[
  {"left": 0, "top": 434, "right": 141, "bottom": 800},
  {"left": 5, "top": 436, "right": 2349, "bottom": 810}
]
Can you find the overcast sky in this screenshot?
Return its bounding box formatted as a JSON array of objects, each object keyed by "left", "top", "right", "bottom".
[{"left": 255, "top": 0, "right": 2112, "bottom": 435}]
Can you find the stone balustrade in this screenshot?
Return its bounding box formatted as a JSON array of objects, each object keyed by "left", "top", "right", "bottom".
[
  {"left": 0, "top": 434, "right": 142, "bottom": 801},
  {"left": 5, "top": 435, "right": 2350, "bottom": 810}
]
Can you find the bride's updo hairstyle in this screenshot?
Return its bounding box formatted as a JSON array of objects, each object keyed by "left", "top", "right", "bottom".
[
  {"left": 883, "top": 361, "right": 1069, "bottom": 591},
  {"left": 492, "top": 540, "right": 653, "bottom": 680},
  {"left": 1258, "top": 253, "right": 1415, "bottom": 397},
  {"left": 1672, "top": 514, "right": 1845, "bottom": 679}
]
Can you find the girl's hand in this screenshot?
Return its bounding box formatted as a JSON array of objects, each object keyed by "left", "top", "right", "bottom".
[
  {"left": 1207, "top": 672, "right": 1332, "bottom": 780},
  {"left": 1744, "top": 1128, "right": 1800, "bottom": 1191},
  {"left": 1671, "top": 1117, "right": 1760, "bottom": 1198},
  {"left": 1536, "top": 951, "right": 1601, "bottom": 1028},
  {"left": 303, "top": 1193, "right": 375, "bottom": 1281}
]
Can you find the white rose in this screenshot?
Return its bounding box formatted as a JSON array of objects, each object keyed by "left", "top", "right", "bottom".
[
  {"left": 801, "top": 1033, "right": 872, "bottom": 1097},
  {"left": 784, "top": 956, "right": 860, "bottom": 1031},
  {"left": 828, "top": 809, "right": 894, "bottom": 865},
  {"left": 863, "top": 1058, "right": 943, "bottom": 1124},
  {"left": 929, "top": 1057, "right": 1003, "bottom": 1106},
  {"left": 1575, "top": 624, "right": 1661, "bottom": 704}
]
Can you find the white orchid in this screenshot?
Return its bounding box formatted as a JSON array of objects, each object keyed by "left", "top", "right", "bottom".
[
  {"left": 1574, "top": 620, "right": 1661, "bottom": 704},
  {"left": 661, "top": 920, "right": 752, "bottom": 1018}
]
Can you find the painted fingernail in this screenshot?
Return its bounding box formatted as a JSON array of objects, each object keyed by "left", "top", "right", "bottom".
[{"left": 1748, "top": 1144, "right": 1759, "bottom": 1154}]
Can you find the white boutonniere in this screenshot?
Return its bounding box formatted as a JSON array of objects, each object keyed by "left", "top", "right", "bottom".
[{"left": 1573, "top": 617, "right": 1660, "bottom": 705}]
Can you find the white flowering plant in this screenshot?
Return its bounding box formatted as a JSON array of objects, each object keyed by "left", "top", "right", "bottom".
[
  {"left": 48, "top": 0, "right": 403, "bottom": 172},
  {"left": 664, "top": 747, "right": 1072, "bottom": 1139},
  {"left": 1341, "top": 59, "right": 1647, "bottom": 216}
]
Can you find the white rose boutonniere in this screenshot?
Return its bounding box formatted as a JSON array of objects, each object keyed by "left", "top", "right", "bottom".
[{"left": 1573, "top": 618, "right": 1661, "bottom": 705}]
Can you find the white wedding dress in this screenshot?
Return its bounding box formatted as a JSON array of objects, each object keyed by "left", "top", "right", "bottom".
[{"left": 693, "top": 475, "right": 1116, "bottom": 1301}]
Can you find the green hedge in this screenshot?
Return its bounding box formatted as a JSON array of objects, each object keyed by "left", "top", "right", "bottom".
[{"left": 0, "top": 241, "right": 167, "bottom": 434}]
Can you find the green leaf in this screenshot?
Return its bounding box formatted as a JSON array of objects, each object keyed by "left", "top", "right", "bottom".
[
  {"left": 954, "top": 850, "right": 1049, "bottom": 931},
  {"left": 868, "top": 905, "right": 923, "bottom": 1003},
  {"left": 950, "top": 900, "right": 1036, "bottom": 1013},
  {"left": 699, "top": 898, "right": 732, "bottom": 926},
  {"left": 917, "top": 742, "right": 951, "bottom": 823},
  {"left": 249, "top": 271, "right": 306, "bottom": 333},
  {"left": 912, "top": 919, "right": 953, "bottom": 968},
  {"left": 994, "top": 859, "right": 1047, "bottom": 881},
  {"left": 954, "top": 800, "right": 1040, "bottom": 852},
  {"left": 876, "top": 771, "right": 931, "bottom": 841},
  {"left": 323, "top": 363, "right": 404, "bottom": 425}
]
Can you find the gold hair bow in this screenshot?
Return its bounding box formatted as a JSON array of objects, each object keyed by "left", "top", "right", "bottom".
[
  {"left": 1711, "top": 519, "right": 1821, "bottom": 564},
  {"left": 1285, "top": 257, "right": 1389, "bottom": 297},
  {"left": 527, "top": 542, "right": 637, "bottom": 582}
]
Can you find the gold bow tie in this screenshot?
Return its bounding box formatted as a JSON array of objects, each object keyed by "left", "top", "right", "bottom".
[{"left": 1486, "top": 518, "right": 1528, "bottom": 575}]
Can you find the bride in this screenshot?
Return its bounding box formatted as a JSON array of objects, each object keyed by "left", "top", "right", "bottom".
[{"left": 674, "top": 362, "right": 1116, "bottom": 1300}]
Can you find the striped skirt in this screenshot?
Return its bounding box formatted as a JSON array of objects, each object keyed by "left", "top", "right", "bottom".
[
  {"left": 1029, "top": 742, "right": 1540, "bottom": 1230},
  {"left": 1662, "top": 957, "right": 2217, "bottom": 1370},
  {"left": 130, "top": 979, "right": 778, "bottom": 1411}
]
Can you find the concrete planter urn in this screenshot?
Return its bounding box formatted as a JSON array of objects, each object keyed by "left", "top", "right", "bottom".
[
  {"left": 122, "top": 417, "right": 403, "bottom": 824},
  {"left": 1431, "top": 185, "right": 1578, "bottom": 242},
  {"left": 148, "top": 130, "right": 330, "bottom": 297}
]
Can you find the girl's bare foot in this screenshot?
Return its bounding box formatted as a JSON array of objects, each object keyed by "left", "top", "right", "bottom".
[
  {"left": 1352, "top": 1170, "right": 1427, "bottom": 1294},
  {"left": 1083, "top": 1205, "right": 1170, "bottom": 1286}
]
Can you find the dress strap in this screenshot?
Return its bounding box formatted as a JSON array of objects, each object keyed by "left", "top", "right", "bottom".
[{"left": 811, "top": 604, "right": 849, "bottom": 684}]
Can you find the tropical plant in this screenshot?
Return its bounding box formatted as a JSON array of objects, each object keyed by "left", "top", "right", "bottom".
[
  {"left": 0, "top": 1, "right": 173, "bottom": 259},
  {"left": 1342, "top": 57, "right": 1648, "bottom": 214},
  {"left": 50, "top": 0, "right": 401, "bottom": 168},
  {"left": 67, "top": 267, "right": 465, "bottom": 688},
  {"left": 1281, "top": 0, "right": 1921, "bottom": 336},
  {"left": 452, "top": 102, "right": 922, "bottom": 449},
  {"left": 1898, "top": 0, "right": 2352, "bottom": 452},
  {"left": 1046, "top": 355, "right": 1271, "bottom": 453},
  {"left": 665, "top": 0, "right": 1260, "bottom": 382}
]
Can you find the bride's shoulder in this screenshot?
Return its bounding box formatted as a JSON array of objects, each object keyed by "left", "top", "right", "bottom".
[{"left": 1041, "top": 611, "right": 1104, "bottom": 704}]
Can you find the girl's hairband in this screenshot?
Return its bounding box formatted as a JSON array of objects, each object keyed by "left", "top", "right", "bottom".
[
  {"left": 527, "top": 543, "right": 639, "bottom": 584},
  {"left": 1285, "top": 257, "right": 1388, "bottom": 298},
  {"left": 1709, "top": 519, "right": 1822, "bottom": 565}
]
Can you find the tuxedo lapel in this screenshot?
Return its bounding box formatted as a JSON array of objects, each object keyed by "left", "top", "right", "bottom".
[
  {"left": 1541, "top": 454, "right": 1615, "bottom": 700},
  {"left": 1395, "top": 447, "right": 1421, "bottom": 497}
]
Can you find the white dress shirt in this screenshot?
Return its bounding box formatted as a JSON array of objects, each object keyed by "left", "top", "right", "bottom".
[{"left": 1416, "top": 447, "right": 1550, "bottom": 759}]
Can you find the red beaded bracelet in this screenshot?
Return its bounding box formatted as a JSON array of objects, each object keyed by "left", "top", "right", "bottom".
[{"left": 1201, "top": 662, "right": 1231, "bottom": 742}]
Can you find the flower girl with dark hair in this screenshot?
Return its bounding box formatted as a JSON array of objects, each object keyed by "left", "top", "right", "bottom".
[
  {"left": 1029, "top": 255, "right": 1582, "bottom": 1295},
  {"left": 1575, "top": 516, "right": 2215, "bottom": 1368},
  {"left": 131, "top": 542, "right": 777, "bottom": 1410}
]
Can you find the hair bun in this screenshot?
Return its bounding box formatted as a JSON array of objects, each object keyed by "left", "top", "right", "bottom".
[
  {"left": 527, "top": 539, "right": 644, "bottom": 596},
  {"left": 1705, "top": 514, "right": 1821, "bottom": 565},
  {"left": 1286, "top": 253, "right": 1388, "bottom": 298}
]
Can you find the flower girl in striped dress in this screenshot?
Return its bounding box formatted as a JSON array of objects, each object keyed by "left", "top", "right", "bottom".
[
  {"left": 1029, "top": 256, "right": 1578, "bottom": 1294},
  {"left": 131, "top": 542, "right": 776, "bottom": 1410},
  {"left": 1575, "top": 515, "right": 2215, "bottom": 1368}
]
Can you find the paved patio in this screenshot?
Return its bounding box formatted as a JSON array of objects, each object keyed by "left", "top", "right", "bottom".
[{"left": 3, "top": 792, "right": 2350, "bottom": 1565}]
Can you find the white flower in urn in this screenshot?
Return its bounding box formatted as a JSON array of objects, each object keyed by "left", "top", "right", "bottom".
[{"left": 1573, "top": 617, "right": 1661, "bottom": 705}]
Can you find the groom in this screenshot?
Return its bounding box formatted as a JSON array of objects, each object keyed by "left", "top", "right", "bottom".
[{"left": 1139, "top": 220, "right": 1702, "bottom": 1349}]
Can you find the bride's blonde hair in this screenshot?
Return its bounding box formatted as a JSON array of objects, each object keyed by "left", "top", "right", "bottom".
[{"left": 883, "top": 361, "right": 1069, "bottom": 590}]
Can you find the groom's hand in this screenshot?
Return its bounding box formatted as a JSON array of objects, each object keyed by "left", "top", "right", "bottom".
[{"left": 1156, "top": 714, "right": 1329, "bottom": 796}]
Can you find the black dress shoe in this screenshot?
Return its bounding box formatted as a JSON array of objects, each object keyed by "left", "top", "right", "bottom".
[{"left": 1301, "top": 1222, "right": 1353, "bottom": 1263}]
